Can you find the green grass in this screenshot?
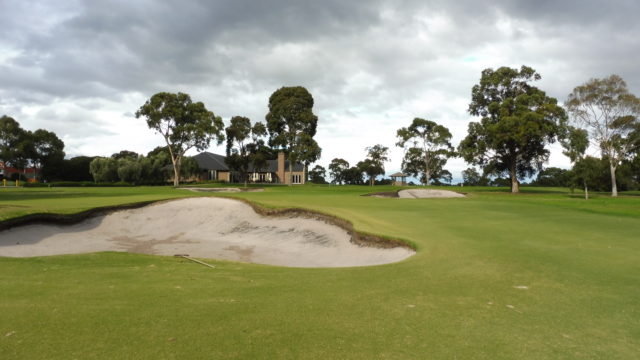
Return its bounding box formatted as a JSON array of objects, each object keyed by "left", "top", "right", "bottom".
[{"left": 1, "top": 185, "right": 639, "bottom": 359}]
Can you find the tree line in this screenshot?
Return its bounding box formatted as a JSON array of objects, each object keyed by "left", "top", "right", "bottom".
[
  {"left": 312, "top": 67, "right": 640, "bottom": 198},
  {"left": 2, "top": 67, "right": 638, "bottom": 195}
]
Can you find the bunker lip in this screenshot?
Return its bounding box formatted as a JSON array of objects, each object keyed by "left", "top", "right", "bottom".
[{"left": 0, "top": 197, "right": 415, "bottom": 268}]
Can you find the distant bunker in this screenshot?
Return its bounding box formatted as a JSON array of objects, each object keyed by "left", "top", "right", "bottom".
[
  {"left": 367, "top": 189, "right": 466, "bottom": 199},
  {"left": 0, "top": 198, "right": 414, "bottom": 268}
]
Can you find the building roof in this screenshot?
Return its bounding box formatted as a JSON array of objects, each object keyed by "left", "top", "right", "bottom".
[
  {"left": 389, "top": 172, "right": 408, "bottom": 177},
  {"left": 194, "top": 152, "right": 304, "bottom": 172},
  {"left": 193, "top": 152, "right": 229, "bottom": 171}
]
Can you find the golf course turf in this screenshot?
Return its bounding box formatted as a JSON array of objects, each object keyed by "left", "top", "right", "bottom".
[{"left": 1, "top": 185, "right": 639, "bottom": 359}]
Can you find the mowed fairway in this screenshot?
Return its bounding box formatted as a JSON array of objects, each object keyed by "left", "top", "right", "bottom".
[{"left": 1, "top": 186, "right": 639, "bottom": 359}]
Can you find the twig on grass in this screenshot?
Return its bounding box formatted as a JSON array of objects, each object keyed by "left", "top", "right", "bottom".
[{"left": 174, "top": 254, "right": 216, "bottom": 268}]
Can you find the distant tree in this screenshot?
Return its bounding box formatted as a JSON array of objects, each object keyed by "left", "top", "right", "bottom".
[
  {"left": 431, "top": 170, "right": 453, "bottom": 186},
  {"left": 567, "top": 75, "right": 640, "bottom": 196},
  {"left": 180, "top": 156, "right": 200, "bottom": 180},
  {"left": 343, "top": 166, "right": 365, "bottom": 185},
  {"left": 357, "top": 159, "right": 384, "bottom": 186},
  {"left": 111, "top": 150, "right": 139, "bottom": 160},
  {"left": 12, "top": 130, "right": 33, "bottom": 181},
  {"left": 59, "top": 156, "right": 95, "bottom": 181},
  {"left": 570, "top": 156, "right": 603, "bottom": 199},
  {"left": 362, "top": 144, "right": 389, "bottom": 186},
  {"left": 396, "top": 118, "right": 454, "bottom": 185},
  {"left": 266, "top": 86, "right": 319, "bottom": 185},
  {"left": 0, "top": 116, "right": 25, "bottom": 170},
  {"left": 458, "top": 66, "right": 567, "bottom": 193},
  {"left": 89, "top": 157, "right": 119, "bottom": 183},
  {"left": 30, "top": 129, "right": 65, "bottom": 181},
  {"left": 400, "top": 146, "right": 451, "bottom": 185},
  {"left": 308, "top": 164, "right": 327, "bottom": 184},
  {"left": 328, "top": 158, "right": 350, "bottom": 185},
  {"left": 531, "top": 167, "right": 571, "bottom": 187},
  {"left": 560, "top": 126, "right": 590, "bottom": 199},
  {"left": 136, "top": 92, "right": 224, "bottom": 186},
  {"left": 225, "top": 116, "right": 268, "bottom": 187},
  {"left": 462, "top": 167, "right": 488, "bottom": 186},
  {"left": 116, "top": 158, "right": 142, "bottom": 184},
  {"left": 294, "top": 133, "right": 322, "bottom": 180}
]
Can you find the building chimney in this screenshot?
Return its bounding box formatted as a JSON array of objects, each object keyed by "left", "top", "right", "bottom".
[{"left": 277, "top": 151, "right": 286, "bottom": 184}]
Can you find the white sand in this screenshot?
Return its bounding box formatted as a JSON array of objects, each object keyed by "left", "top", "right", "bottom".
[
  {"left": 398, "top": 189, "right": 465, "bottom": 198},
  {"left": 0, "top": 197, "right": 414, "bottom": 267}
]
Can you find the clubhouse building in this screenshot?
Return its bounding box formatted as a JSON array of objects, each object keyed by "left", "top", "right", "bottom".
[{"left": 194, "top": 151, "right": 306, "bottom": 185}]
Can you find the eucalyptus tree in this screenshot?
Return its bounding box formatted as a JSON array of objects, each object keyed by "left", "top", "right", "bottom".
[
  {"left": 136, "top": 92, "right": 224, "bottom": 186},
  {"left": 225, "top": 116, "right": 268, "bottom": 187},
  {"left": 396, "top": 118, "right": 454, "bottom": 185},
  {"left": 458, "top": 66, "right": 567, "bottom": 193},
  {"left": 361, "top": 144, "right": 389, "bottom": 186},
  {"left": 0, "top": 115, "right": 24, "bottom": 168},
  {"left": 308, "top": 164, "right": 327, "bottom": 184},
  {"left": 566, "top": 75, "right": 640, "bottom": 196},
  {"left": 266, "top": 86, "right": 319, "bottom": 185},
  {"left": 328, "top": 158, "right": 349, "bottom": 184},
  {"left": 561, "top": 126, "right": 592, "bottom": 199},
  {"left": 30, "top": 129, "right": 65, "bottom": 181}
]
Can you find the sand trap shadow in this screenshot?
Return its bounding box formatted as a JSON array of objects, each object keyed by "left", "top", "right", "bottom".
[{"left": 0, "top": 198, "right": 414, "bottom": 268}]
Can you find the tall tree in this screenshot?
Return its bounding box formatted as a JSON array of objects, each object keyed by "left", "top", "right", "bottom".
[
  {"left": 136, "top": 92, "right": 224, "bottom": 186},
  {"left": 357, "top": 159, "right": 384, "bottom": 186},
  {"left": 396, "top": 118, "right": 454, "bottom": 185},
  {"left": 266, "top": 86, "right": 319, "bottom": 185},
  {"left": 0, "top": 115, "right": 25, "bottom": 169},
  {"left": 560, "top": 126, "right": 591, "bottom": 199},
  {"left": 308, "top": 164, "right": 327, "bottom": 184},
  {"left": 362, "top": 144, "right": 389, "bottom": 186},
  {"left": 30, "top": 129, "right": 65, "bottom": 181},
  {"left": 328, "top": 158, "right": 349, "bottom": 185},
  {"left": 566, "top": 75, "right": 640, "bottom": 196},
  {"left": 462, "top": 167, "right": 487, "bottom": 186},
  {"left": 458, "top": 66, "right": 567, "bottom": 193},
  {"left": 225, "top": 116, "right": 267, "bottom": 187}
]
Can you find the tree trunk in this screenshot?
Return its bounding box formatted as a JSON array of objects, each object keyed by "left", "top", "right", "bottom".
[
  {"left": 424, "top": 153, "right": 430, "bottom": 186},
  {"left": 172, "top": 157, "right": 181, "bottom": 187},
  {"left": 610, "top": 162, "right": 618, "bottom": 197},
  {"left": 509, "top": 164, "right": 519, "bottom": 193},
  {"left": 583, "top": 180, "right": 589, "bottom": 200}
]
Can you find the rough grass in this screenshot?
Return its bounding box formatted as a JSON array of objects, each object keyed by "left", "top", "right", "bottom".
[{"left": 1, "top": 185, "right": 639, "bottom": 359}]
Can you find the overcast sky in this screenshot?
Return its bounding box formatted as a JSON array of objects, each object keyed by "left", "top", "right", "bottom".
[{"left": 1, "top": 0, "right": 639, "bottom": 181}]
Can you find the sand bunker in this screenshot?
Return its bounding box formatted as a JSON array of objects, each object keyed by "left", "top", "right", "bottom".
[
  {"left": 368, "top": 189, "right": 465, "bottom": 198},
  {"left": 0, "top": 198, "right": 414, "bottom": 267},
  {"left": 398, "top": 189, "right": 465, "bottom": 198}
]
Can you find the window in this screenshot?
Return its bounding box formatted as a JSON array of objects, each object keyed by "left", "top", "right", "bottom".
[{"left": 292, "top": 174, "right": 301, "bottom": 184}]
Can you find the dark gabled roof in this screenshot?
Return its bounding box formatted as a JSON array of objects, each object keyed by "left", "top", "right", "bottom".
[
  {"left": 194, "top": 152, "right": 229, "bottom": 171},
  {"left": 256, "top": 159, "right": 304, "bottom": 172},
  {"left": 195, "top": 152, "right": 305, "bottom": 173}
]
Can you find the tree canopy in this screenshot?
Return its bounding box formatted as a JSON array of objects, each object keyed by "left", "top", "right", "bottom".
[
  {"left": 566, "top": 74, "right": 640, "bottom": 196},
  {"left": 225, "top": 116, "right": 268, "bottom": 186},
  {"left": 458, "top": 65, "right": 567, "bottom": 193},
  {"left": 135, "top": 92, "right": 224, "bottom": 186},
  {"left": 361, "top": 144, "right": 389, "bottom": 186},
  {"left": 266, "top": 86, "right": 319, "bottom": 184},
  {"left": 396, "top": 118, "right": 454, "bottom": 185},
  {"left": 328, "top": 158, "right": 350, "bottom": 185}
]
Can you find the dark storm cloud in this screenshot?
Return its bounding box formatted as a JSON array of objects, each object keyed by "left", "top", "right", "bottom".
[{"left": 2, "top": 0, "right": 639, "bottom": 104}]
